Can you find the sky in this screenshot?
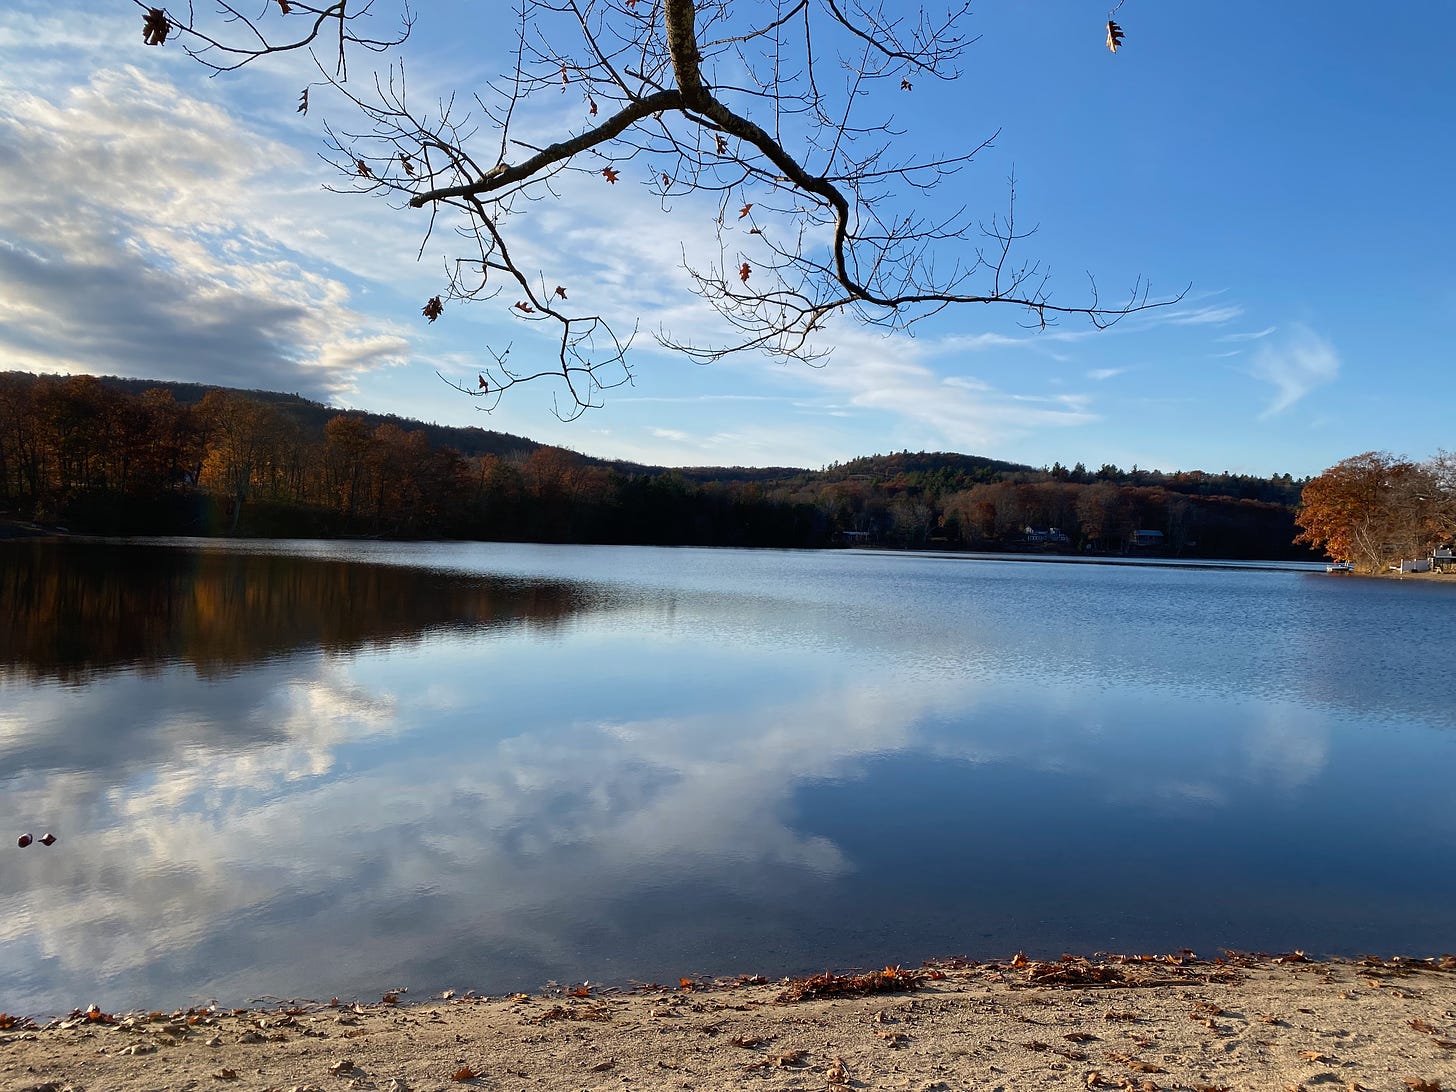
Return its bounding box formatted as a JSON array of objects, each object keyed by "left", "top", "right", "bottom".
[{"left": 1, "top": 1, "right": 1452, "bottom": 477}]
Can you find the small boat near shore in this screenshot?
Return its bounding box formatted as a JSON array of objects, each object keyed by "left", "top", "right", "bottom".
[{"left": 1326, "top": 561, "right": 1354, "bottom": 573}]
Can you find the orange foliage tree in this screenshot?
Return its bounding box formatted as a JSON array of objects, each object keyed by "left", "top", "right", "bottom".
[{"left": 1294, "top": 452, "right": 1439, "bottom": 573}]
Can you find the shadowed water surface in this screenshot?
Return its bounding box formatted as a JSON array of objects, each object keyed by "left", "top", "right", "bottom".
[{"left": 2, "top": 539, "right": 1453, "bottom": 1012}]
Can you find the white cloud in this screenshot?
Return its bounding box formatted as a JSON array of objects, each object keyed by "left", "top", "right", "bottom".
[
  {"left": 0, "top": 56, "right": 412, "bottom": 401},
  {"left": 1251, "top": 325, "right": 1340, "bottom": 417},
  {"left": 1087, "top": 367, "right": 1127, "bottom": 381},
  {"left": 1217, "top": 326, "right": 1276, "bottom": 342},
  {"left": 1163, "top": 304, "right": 1244, "bottom": 326},
  {"left": 781, "top": 323, "right": 1099, "bottom": 451}
]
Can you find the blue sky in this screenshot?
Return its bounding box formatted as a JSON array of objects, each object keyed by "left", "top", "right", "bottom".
[{"left": 1, "top": 1, "right": 1451, "bottom": 476}]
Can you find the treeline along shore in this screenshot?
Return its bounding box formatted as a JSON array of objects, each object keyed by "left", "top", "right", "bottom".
[{"left": 0, "top": 372, "right": 1314, "bottom": 558}]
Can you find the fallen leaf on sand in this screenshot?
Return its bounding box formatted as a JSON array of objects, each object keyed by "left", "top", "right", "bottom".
[
  {"left": 731, "top": 1034, "right": 769, "bottom": 1048},
  {"left": 1300, "top": 1051, "right": 1335, "bottom": 1064},
  {"left": 749, "top": 1049, "right": 807, "bottom": 1069},
  {"left": 329, "top": 1060, "right": 356, "bottom": 1074},
  {"left": 826, "top": 1056, "right": 849, "bottom": 1084},
  {"left": 587, "top": 1058, "right": 615, "bottom": 1072},
  {"left": 1403, "top": 1081, "right": 1441, "bottom": 1092},
  {"left": 212, "top": 1069, "right": 238, "bottom": 1080}
]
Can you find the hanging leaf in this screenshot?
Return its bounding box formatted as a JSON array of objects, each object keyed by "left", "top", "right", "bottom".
[
  {"left": 275, "top": 0, "right": 292, "bottom": 13},
  {"left": 738, "top": 203, "right": 752, "bottom": 219},
  {"left": 142, "top": 8, "right": 170, "bottom": 46},
  {"left": 399, "top": 152, "right": 415, "bottom": 176},
  {"left": 715, "top": 135, "right": 728, "bottom": 155},
  {"left": 661, "top": 172, "right": 671, "bottom": 188},
  {"left": 738, "top": 262, "right": 751, "bottom": 283},
  {"left": 900, "top": 78, "right": 912, "bottom": 91},
  {"left": 1106, "top": 20, "right": 1124, "bottom": 52},
  {"left": 602, "top": 166, "right": 620, "bottom": 184},
  {"left": 588, "top": 96, "right": 598, "bottom": 117},
  {"left": 477, "top": 374, "right": 488, "bottom": 391},
  {"left": 355, "top": 158, "right": 373, "bottom": 179},
  {"left": 422, "top": 296, "right": 444, "bottom": 322},
  {"left": 514, "top": 301, "right": 536, "bottom": 313},
  {"left": 297, "top": 88, "right": 309, "bottom": 114},
  {"left": 553, "top": 285, "right": 568, "bottom": 300}
]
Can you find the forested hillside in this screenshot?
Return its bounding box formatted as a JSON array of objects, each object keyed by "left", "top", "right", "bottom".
[{"left": 0, "top": 372, "right": 1313, "bottom": 558}]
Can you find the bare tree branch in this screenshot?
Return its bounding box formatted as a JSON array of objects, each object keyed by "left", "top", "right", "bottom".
[{"left": 137, "top": 0, "right": 1181, "bottom": 417}]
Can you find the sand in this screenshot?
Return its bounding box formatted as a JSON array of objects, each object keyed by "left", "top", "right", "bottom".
[{"left": 4, "top": 955, "right": 1454, "bottom": 1092}]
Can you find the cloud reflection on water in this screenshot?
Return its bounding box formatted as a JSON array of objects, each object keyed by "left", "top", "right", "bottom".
[{"left": 2, "top": 541, "right": 1455, "bottom": 1013}]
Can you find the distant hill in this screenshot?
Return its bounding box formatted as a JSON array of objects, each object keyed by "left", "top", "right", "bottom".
[
  {"left": 93, "top": 375, "right": 546, "bottom": 462},
  {"left": 1, "top": 371, "right": 1312, "bottom": 556},
  {"left": 12, "top": 373, "right": 1303, "bottom": 505}
]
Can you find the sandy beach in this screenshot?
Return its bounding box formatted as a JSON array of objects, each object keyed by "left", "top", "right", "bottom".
[{"left": 4, "top": 954, "right": 1453, "bottom": 1092}]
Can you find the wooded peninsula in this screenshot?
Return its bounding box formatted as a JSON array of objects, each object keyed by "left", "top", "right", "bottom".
[{"left": 0, "top": 371, "right": 1442, "bottom": 567}]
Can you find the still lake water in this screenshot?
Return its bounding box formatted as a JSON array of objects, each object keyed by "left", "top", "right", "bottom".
[{"left": 2, "top": 538, "right": 1454, "bottom": 1013}]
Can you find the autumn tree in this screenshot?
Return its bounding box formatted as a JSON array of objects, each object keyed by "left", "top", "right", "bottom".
[
  {"left": 1426, "top": 450, "right": 1456, "bottom": 544},
  {"left": 1294, "top": 452, "right": 1440, "bottom": 573},
  {"left": 138, "top": 0, "right": 1172, "bottom": 417}
]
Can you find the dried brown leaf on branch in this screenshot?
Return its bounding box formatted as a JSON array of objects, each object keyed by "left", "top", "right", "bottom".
[
  {"left": 602, "top": 166, "right": 620, "bottom": 184},
  {"left": 738, "top": 203, "right": 752, "bottom": 219},
  {"left": 297, "top": 88, "right": 309, "bottom": 114},
  {"left": 276, "top": 0, "right": 292, "bottom": 13},
  {"left": 553, "top": 285, "right": 568, "bottom": 300},
  {"left": 422, "top": 296, "right": 444, "bottom": 322},
  {"left": 477, "top": 374, "right": 488, "bottom": 391},
  {"left": 738, "top": 262, "right": 751, "bottom": 283},
  {"left": 900, "top": 78, "right": 912, "bottom": 90},
  {"left": 400, "top": 152, "right": 414, "bottom": 176},
  {"left": 1106, "top": 20, "right": 1125, "bottom": 52},
  {"left": 514, "top": 300, "right": 535, "bottom": 313},
  {"left": 142, "top": 8, "right": 170, "bottom": 46},
  {"left": 355, "top": 158, "right": 373, "bottom": 178}
]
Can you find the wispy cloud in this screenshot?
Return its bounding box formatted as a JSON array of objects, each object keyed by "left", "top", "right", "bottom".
[
  {"left": 1087, "top": 367, "right": 1128, "bottom": 381},
  {"left": 1251, "top": 326, "right": 1340, "bottom": 417},
  {"left": 1217, "top": 326, "right": 1276, "bottom": 342},
  {"left": 1163, "top": 304, "right": 1244, "bottom": 326},
  {"left": 784, "top": 322, "right": 1099, "bottom": 451}
]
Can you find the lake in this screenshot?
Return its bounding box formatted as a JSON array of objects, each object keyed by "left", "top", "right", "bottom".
[{"left": 2, "top": 538, "right": 1454, "bottom": 1014}]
